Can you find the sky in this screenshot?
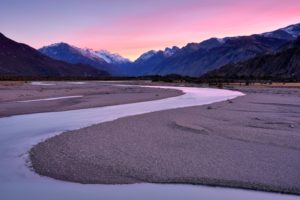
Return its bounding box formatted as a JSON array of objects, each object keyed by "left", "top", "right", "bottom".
[{"left": 1, "top": 0, "right": 300, "bottom": 61}]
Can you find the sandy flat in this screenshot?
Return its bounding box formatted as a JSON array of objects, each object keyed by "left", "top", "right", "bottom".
[
  {"left": 0, "top": 81, "right": 182, "bottom": 117},
  {"left": 30, "top": 86, "right": 300, "bottom": 195}
]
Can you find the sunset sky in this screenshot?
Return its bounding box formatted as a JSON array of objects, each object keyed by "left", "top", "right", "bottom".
[{"left": 1, "top": 0, "right": 300, "bottom": 60}]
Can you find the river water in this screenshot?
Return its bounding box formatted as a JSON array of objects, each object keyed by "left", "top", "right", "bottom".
[{"left": 0, "top": 85, "right": 298, "bottom": 200}]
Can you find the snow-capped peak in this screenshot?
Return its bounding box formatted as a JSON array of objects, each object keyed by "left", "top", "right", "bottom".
[
  {"left": 40, "top": 43, "right": 131, "bottom": 65},
  {"left": 261, "top": 23, "right": 300, "bottom": 40},
  {"left": 46, "top": 42, "right": 69, "bottom": 48},
  {"left": 282, "top": 24, "right": 300, "bottom": 38},
  {"left": 95, "top": 50, "right": 131, "bottom": 64},
  {"left": 72, "top": 48, "right": 131, "bottom": 65},
  {"left": 217, "top": 38, "right": 226, "bottom": 44},
  {"left": 39, "top": 43, "right": 98, "bottom": 60},
  {"left": 164, "top": 46, "right": 180, "bottom": 57},
  {"left": 75, "top": 48, "right": 100, "bottom": 60},
  {"left": 136, "top": 50, "right": 157, "bottom": 62}
]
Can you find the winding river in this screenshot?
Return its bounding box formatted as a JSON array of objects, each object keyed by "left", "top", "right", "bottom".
[{"left": 0, "top": 85, "right": 298, "bottom": 200}]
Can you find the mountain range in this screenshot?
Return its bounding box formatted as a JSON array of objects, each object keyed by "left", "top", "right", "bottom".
[
  {"left": 129, "top": 23, "right": 300, "bottom": 77},
  {"left": 205, "top": 38, "right": 300, "bottom": 80},
  {"left": 1, "top": 22, "right": 300, "bottom": 79},
  {"left": 38, "top": 23, "right": 300, "bottom": 78},
  {"left": 39, "top": 43, "right": 131, "bottom": 76},
  {"left": 0, "top": 33, "right": 108, "bottom": 78}
]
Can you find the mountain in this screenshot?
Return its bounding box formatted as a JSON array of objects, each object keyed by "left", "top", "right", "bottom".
[
  {"left": 262, "top": 23, "right": 300, "bottom": 40},
  {"left": 204, "top": 38, "right": 300, "bottom": 80},
  {"left": 152, "top": 35, "right": 287, "bottom": 76},
  {"left": 95, "top": 50, "right": 131, "bottom": 66},
  {"left": 0, "top": 33, "right": 108, "bottom": 77},
  {"left": 132, "top": 23, "right": 300, "bottom": 77},
  {"left": 39, "top": 43, "right": 131, "bottom": 75},
  {"left": 39, "top": 43, "right": 112, "bottom": 72},
  {"left": 135, "top": 46, "right": 180, "bottom": 64},
  {"left": 135, "top": 50, "right": 158, "bottom": 63},
  {"left": 33, "top": 22, "right": 300, "bottom": 78},
  {"left": 124, "top": 46, "right": 180, "bottom": 76}
]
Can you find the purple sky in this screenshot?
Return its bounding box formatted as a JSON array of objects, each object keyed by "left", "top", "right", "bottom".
[{"left": 1, "top": 0, "right": 300, "bottom": 60}]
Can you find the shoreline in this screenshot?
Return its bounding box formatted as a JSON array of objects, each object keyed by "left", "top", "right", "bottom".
[
  {"left": 0, "top": 81, "right": 183, "bottom": 117},
  {"left": 29, "top": 86, "right": 300, "bottom": 195}
]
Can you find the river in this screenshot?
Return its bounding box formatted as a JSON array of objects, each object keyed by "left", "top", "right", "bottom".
[{"left": 0, "top": 85, "right": 298, "bottom": 200}]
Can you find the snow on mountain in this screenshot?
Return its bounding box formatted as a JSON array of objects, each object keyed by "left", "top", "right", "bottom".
[
  {"left": 217, "top": 38, "right": 226, "bottom": 44},
  {"left": 0, "top": 36, "right": 108, "bottom": 77},
  {"left": 164, "top": 46, "right": 180, "bottom": 57},
  {"left": 68, "top": 47, "right": 130, "bottom": 65},
  {"left": 75, "top": 47, "right": 102, "bottom": 61},
  {"left": 39, "top": 43, "right": 131, "bottom": 66},
  {"left": 282, "top": 24, "right": 300, "bottom": 38},
  {"left": 40, "top": 43, "right": 99, "bottom": 61},
  {"left": 135, "top": 50, "right": 158, "bottom": 62},
  {"left": 135, "top": 46, "right": 180, "bottom": 63},
  {"left": 261, "top": 23, "right": 300, "bottom": 40},
  {"left": 95, "top": 50, "right": 131, "bottom": 65}
]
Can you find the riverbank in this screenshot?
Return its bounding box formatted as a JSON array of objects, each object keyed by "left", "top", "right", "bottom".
[
  {"left": 0, "top": 81, "right": 182, "bottom": 117},
  {"left": 30, "top": 85, "right": 300, "bottom": 195}
]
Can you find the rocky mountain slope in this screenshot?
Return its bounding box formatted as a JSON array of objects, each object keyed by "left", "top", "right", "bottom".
[
  {"left": 39, "top": 43, "right": 131, "bottom": 75},
  {"left": 0, "top": 33, "right": 108, "bottom": 77},
  {"left": 204, "top": 38, "right": 300, "bottom": 80},
  {"left": 132, "top": 23, "right": 300, "bottom": 77},
  {"left": 8, "top": 22, "right": 300, "bottom": 78}
]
